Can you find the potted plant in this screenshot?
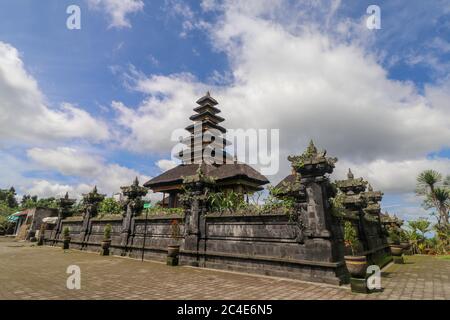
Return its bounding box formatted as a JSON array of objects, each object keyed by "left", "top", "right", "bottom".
[
  {"left": 343, "top": 221, "right": 368, "bottom": 278},
  {"left": 62, "top": 226, "right": 71, "bottom": 250},
  {"left": 388, "top": 229, "right": 403, "bottom": 257},
  {"left": 399, "top": 230, "right": 411, "bottom": 252},
  {"left": 100, "top": 224, "right": 112, "bottom": 256},
  {"left": 167, "top": 219, "right": 181, "bottom": 265}
]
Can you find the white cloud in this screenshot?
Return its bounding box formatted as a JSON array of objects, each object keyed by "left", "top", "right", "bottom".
[
  {"left": 26, "top": 180, "right": 90, "bottom": 199},
  {"left": 156, "top": 159, "right": 177, "bottom": 172},
  {"left": 164, "top": 0, "right": 210, "bottom": 37},
  {"left": 113, "top": 1, "right": 450, "bottom": 185},
  {"left": 112, "top": 72, "right": 206, "bottom": 153},
  {"left": 21, "top": 147, "right": 151, "bottom": 198},
  {"left": 333, "top": 157, "right": 450, "bottom": 194},
  {"left": 27, "top": 147, "right": 102, "bottom": 177},
  {"left": 87, "top": 0, "right": 144, "bottom": 29},
  {"left": 0, "top": 42, "right": 109, "bottom": 145}
]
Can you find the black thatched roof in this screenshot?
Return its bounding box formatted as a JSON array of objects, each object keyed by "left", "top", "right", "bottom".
[
  {"left": 144, "top": 162, "right": 269, "bottom": 188},
  {"left": 275, "top": 174, "right": 297, "bottom": 190},
  {"left": 196, "top": 92, "right": 218, "bottom": 105},
  {"left": 211, "top": 163, "right": 269, "bottom": 184},
  {"left": 189, "top": 111, "right": 224, "bottom": 123}
]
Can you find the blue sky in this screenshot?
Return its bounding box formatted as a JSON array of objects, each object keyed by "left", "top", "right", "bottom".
[{"left": 0, "top": 0, "right": 449, "bottom": 222}]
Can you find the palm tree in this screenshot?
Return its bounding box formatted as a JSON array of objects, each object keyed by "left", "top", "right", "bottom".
[
  {"left": 433, "top": 188, "right": 450, "bottom": 225},
  {"left": 416, "top": 170, "right": 449, "bottom": 251},
  {"left": 417, "top": 170, "right": 442, "bottom": 193},
  {"left": 417, "top": 170, "right": 449, "bottom": 225}
]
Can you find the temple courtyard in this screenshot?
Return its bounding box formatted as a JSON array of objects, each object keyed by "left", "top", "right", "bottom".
[{"left": 0, "top": 237, "right": 448, "bottom": 300}]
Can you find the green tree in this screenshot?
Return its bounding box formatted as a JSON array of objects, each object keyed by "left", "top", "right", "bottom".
[
  {"left": 417, "top": 170, "right": 449, "bottom": 236},
  {"left": 98, "top": 198, "right": 122, "bottom": 216},
  {"left": 0, "top": 201, "right": 16, "bottom": 216},
  {"left": 407, "top": 218, "right": 431, "bottom": 241},
  {"left": 36, "top": 197, "right": 58, "bottom": 208},
  {"left": 5, "top": 187, "right": 18, "bottom": 208}
]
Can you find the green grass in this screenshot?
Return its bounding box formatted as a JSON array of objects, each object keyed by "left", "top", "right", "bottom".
[{"left": 436, "top": 255, "right": 450, "bottom": 261}]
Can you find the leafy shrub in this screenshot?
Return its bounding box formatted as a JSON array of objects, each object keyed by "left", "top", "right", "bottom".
[
  {"left": 388, "top": 229, "right": 400, "bottom": 244},
  {"left": 103, "top": 224, "right": 112, "bottom": 240},
  {"left": 62, "top": 226, "right": 70, "bottom": 238},
  {"left": 344, "top": 221, "right": 360, "bottom": 255},
  {"left": 208, "top": 191, "right": 247, "bottom": 213},
  {"left": 145, "top": 206, "right": 184, "bottom": 216},
  {"left": 98, "top": 198, "right": 122, "bottom": 216}
]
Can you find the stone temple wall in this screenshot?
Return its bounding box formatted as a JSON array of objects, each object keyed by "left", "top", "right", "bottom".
[
  {"left": 45, "top": 211, "right": 348, "bottom": 285},
  {"left": 187, "top": 213, "right": 347, "bottom": 285},
  {"left": 43, "top": 143, "right": 390, "bottom": 286}
]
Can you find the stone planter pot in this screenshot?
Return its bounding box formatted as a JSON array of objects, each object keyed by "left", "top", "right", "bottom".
[
  {"left": 167, "top": 245, "right": 180, "bottom": 258},
  {"left": 344, "top": 255, "right": 368, "bottom": 279},
  {"left": 389, "top": 244, "right": 403, "bottom": 256},
  {"left": 100, "top": 239, "right": 111, "bottom": 256},
  {"left": 400, "top": 242, "right": 410, "bottom": 250},
  {"left": 63, "top": 237, "right": 71, "bottom": 250},
  {"left": 167, "top": 245, "right": 180, "bottom": 266}
]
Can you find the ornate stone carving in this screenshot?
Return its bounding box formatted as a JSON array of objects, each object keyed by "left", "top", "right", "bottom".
[
  {"left": 82, "top": 186, "right": 106, "bottom": 219},
  {"left": 57, "top": 192, "right": 76, "bottom": 219},
  {"left": 287, "top": 141, "right": 338, "bottom": 238},
  {"left": 120, "top": 177, "right": 148, "bottom": 218},
  {"left": 288, "top": 140, "right": 337, "bottom": 177}
]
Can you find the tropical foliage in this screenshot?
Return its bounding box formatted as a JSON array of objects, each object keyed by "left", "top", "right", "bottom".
[
  {"left": 98, "top": 198, "right": 122, "bottom": 216},
  {"left": 344, "top": 221, "right": 359, "bottom": 255},
  {"left": 144, "top": 206, "right": 184, "bottom": 216},
  {"left": 205, "top": 187, "right": 296, "bottom": 218},
  {"left": 103, "top": 224, "right": 112, "bottom": 240},
  {"left": 416, "top": 170, "right": 449, "bottom": 253},
  {"left": 62, "top": 226, "right": 70, "bottom": 238}
]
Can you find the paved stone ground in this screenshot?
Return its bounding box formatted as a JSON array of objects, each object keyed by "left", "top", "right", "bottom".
[{"left": 0, "top": 237, "right": 449, "bottom": 300}]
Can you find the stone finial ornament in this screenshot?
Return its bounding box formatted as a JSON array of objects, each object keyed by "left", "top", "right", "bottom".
[
  {"left": 57, "top": 192, "right": 76, "bottom": 219},
  {"left": 347, "top": 168, "right": 354, "bottom": 179},
  {"left": 82, "top": 186, "right": 106, "bottom": 208},
  {"left": 287, "top": 140, "right": 337, "bottom": 176},
  {"left": 120, "top": 177, "right": 147, "bottom": 199}
]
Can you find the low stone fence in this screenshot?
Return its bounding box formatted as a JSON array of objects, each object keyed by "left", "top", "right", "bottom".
[
  {"left": 186, "top": 213, "right": 348, "bottom": 285},
  {"left": 44, "top": 211, "right": 349, "bottom": 285},
  {"left": 46, "top": 215, "right": 184, "bottom": 261}
]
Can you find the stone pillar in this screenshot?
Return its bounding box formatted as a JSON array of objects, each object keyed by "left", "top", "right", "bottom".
[
  {"left": 53, "top": 192, "right": 75, "bottom": 244},
  {"left": 288, "top": 140, "right": 338, "bottom": 238},
  {"left": 80, "top": 186, "right": 105, "bottom": 248},
  {"left": 363, "top": 184, "right": 388, "bottom": 247},
  {"left": 181, "top": 168, "right": 214, "bottom": 266},
  {"left": 119, "top": 177, "right": 147, "bottom": 255},
  {"left": 336, "top": 169, "right": 369, "bottom": 252}
]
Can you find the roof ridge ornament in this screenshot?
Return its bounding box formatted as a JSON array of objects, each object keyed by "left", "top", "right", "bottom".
[
  {"left": 347, "top": 168, "right": 354, "bottom": 179},
  {"left": 287, "top": 140, "right": 337, "bottom": 176},
  {"left": 307, "top": 139, "right": 318, "bottom": 156}
]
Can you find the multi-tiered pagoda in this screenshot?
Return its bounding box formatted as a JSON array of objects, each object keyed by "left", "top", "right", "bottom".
[
  {"left": 178, "top": 91, "right": 231, "bottom": 165},
  {"left": 144, "top": 92, "right": 269, "bottom": 208}
]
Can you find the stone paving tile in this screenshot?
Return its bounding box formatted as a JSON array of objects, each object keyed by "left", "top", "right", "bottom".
[{"left": 0, "top": 237, "right": 449, "bottom": 300}]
